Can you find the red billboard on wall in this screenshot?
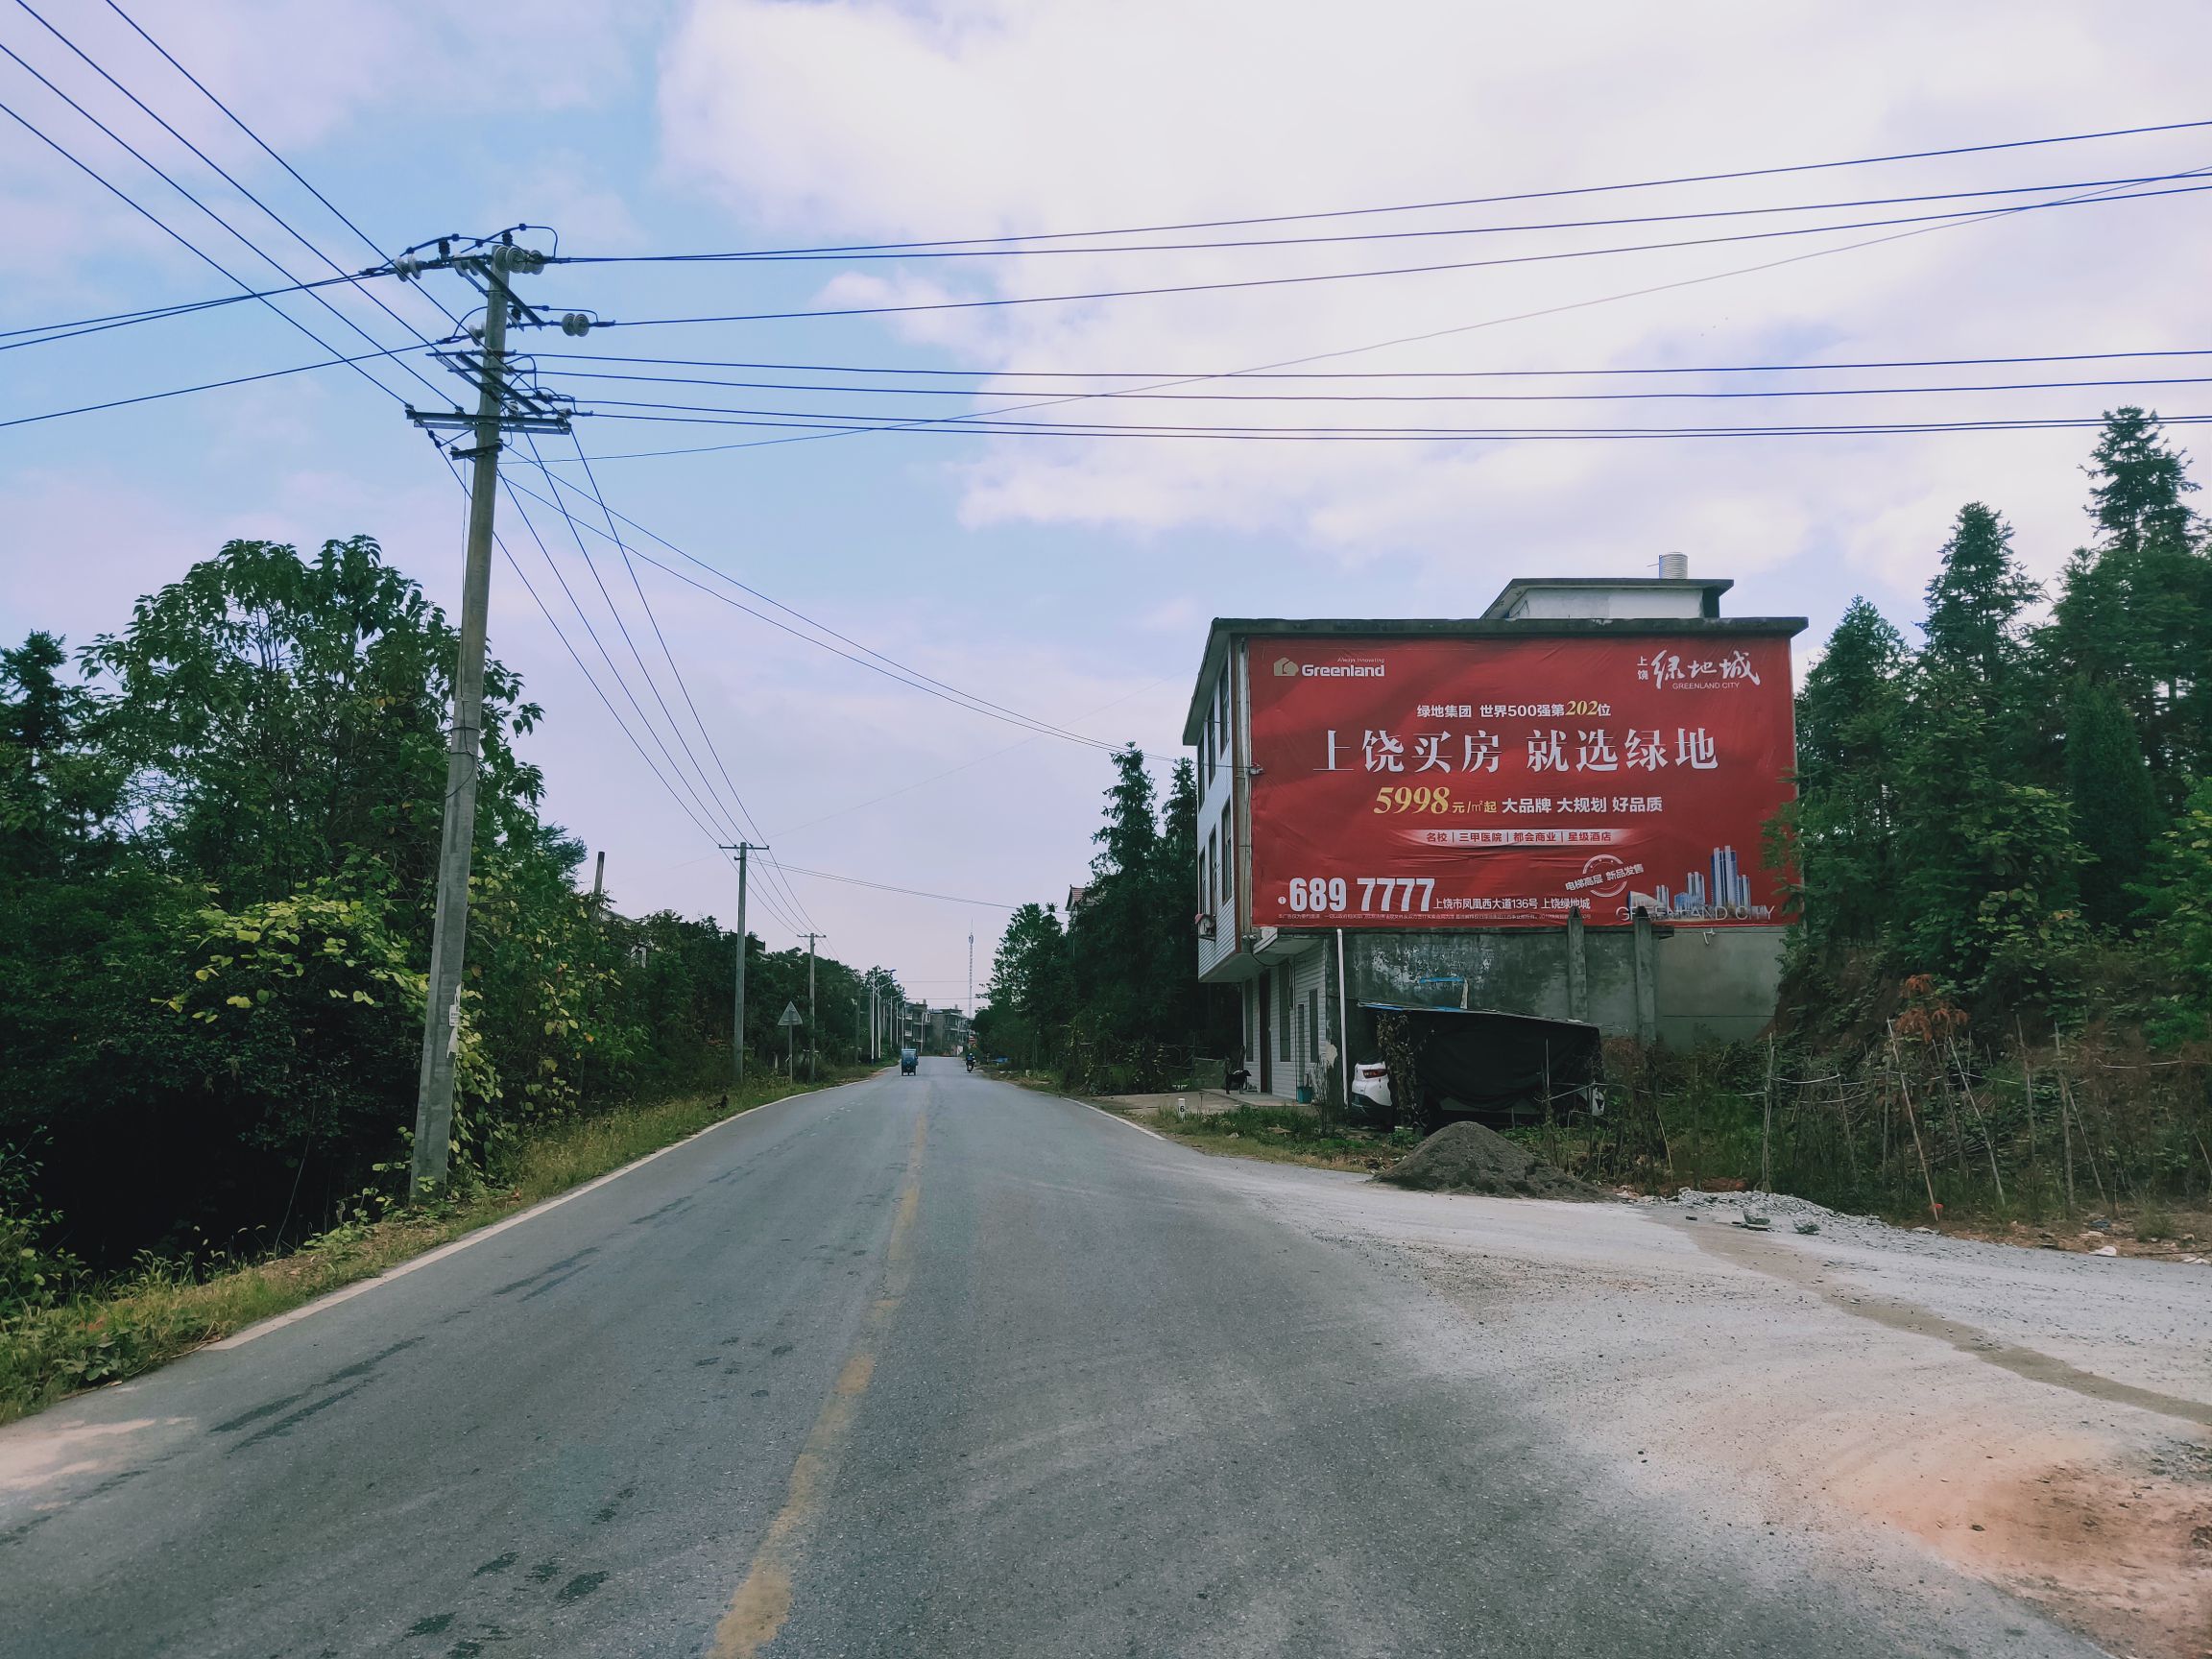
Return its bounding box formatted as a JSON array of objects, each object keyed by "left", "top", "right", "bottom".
[{"left": 1245, "top": 635, "right": 1794, "bottom": 928}]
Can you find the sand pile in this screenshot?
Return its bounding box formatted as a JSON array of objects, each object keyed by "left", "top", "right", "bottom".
[{"left": 1380, "top": 1120, "right": 1609, "bottom": 1200}]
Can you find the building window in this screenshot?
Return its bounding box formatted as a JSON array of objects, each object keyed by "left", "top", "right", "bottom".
[
  {"left": 1205, "top": 830, "right": 1217, "bottom": 913},
  {"left": 1218, "top": 803, "right": 1233, "bottom": 914}
]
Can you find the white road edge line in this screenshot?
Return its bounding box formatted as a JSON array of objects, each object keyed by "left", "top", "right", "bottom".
[
  {"left": 1072, "top": 1096, "right": 1169, "bottom": 1142},
  {"left": 209, "top": 1076, "right": 876, "bottom": 1351}
]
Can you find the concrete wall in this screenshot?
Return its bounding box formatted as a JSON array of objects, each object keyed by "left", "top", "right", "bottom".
[
  {"left": 1341, "top": 927, "right": 1639, "bottom": 1034},
  {"left": 1653, "top": 926, "right": 1786, "bottom": 1047},
  {"left": 1329, "top": 922, "right": 1783, "bottom": 1054}
]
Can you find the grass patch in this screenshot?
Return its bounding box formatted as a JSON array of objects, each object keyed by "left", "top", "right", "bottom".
[
  {"left": 0, "top": 1072, "right": 861, "bottom": 1429},
  {"left": 1108, "top": 1101, "right": 1418, "bottom": 1170}
]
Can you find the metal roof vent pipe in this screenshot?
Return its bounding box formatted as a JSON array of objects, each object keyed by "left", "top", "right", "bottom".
[{"left": 1659, "top": 551, "right": 1689, "bottom": 581}]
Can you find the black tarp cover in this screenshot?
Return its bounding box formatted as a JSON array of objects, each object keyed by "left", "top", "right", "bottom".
[{"left": 1362, "top": 1004, "right": 1601, "bottom": 1118}]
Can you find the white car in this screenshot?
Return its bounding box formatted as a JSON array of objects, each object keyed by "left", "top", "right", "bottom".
[{"left": 1350, "top": 1062, "right": 1392, "bottom": 1114}]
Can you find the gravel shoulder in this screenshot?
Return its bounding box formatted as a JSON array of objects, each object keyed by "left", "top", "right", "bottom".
[{"left": 1198, "top": 1159, "right": 2212, "bottom": 1659}]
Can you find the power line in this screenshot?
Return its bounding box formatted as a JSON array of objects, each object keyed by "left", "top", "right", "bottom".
[
  {"left": 0, "top": 90, "right": 419, "bottom": 408},
  {"left": 0, "top": 271, "right": 383, "bottom": 351},
  {"left": 0, "top": 30, "right": 444, "bottom": 395},
  {"left": 557, "top": 170, "right": 2201, "bottom": 264},
  {"left": 588, "top": 180, "right": 2212, "bottom": 330},
  {"left": 574, "top": 409, "right": 2212, "bottom": 443},
  {"left": 502, "top": 480, "right": 805, "bottom": 941},
  {"left": 29, "top": 339, "right": 2202, "bottom": 440},
  {"left": 774, "top": 863, "right": 1019, "bottom": 910},
  {"left": 435, "top": 443, "right": 803, "bottom": 939},
  {"left": 533, "top": 468, "right": 1147, "bottom": 754},
  {"left": 553, "top": 434, "right": 818, "bottom": 935},
  {"left": 567, "top": 159, "right": 2212, "bottom": 464},
  {"left": 496, "top": 456, "right": 801, "bottom": 929},
  {"left": 501, "top": 469, "right": 1143, "bottom": 755},
  {"left": 552, "top": 115, "right": 2212, "bottom": 258},
  {"left": 0, "top": 342, "right": 433, "bottom": 431},
  {"left": 506, "top": 437, "right": 810, "bottom": 937},
  {"left": 561, "top": 371, "right": 2212, "bottom": 408},
  {"left": 97, "top": 0, "right": 466, "bottom": 332},
  {"left": 519, "top": 345, "right": 2212, "bottom": 380},
  {"left": 12, "top": 0, "right": 457, "bottom": 363},
  {"left": 773, "top": 680, "right": 1165, "bottom": 838}
]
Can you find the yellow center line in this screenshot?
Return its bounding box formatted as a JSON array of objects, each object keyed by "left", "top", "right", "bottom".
[{"left": 711, "top": 1107, "right": 927, "bottom": 1658}]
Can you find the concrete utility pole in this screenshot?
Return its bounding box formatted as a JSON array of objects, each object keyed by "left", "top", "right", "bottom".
[
  {"left": 404, "top": 233, "right": 566, "bottom": 1204},
  {"left": 722, "top": 843, "right": 766, "bottom": 1087},
  {"left": 803, "top": 932, "right": 823, "bottom": 1081}
]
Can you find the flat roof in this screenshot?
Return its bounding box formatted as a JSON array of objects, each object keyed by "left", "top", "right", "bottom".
[
  {"left": 1480, "top": 575, "right": 1732, "bottom": 620},
  {"left": 1182, "top": 613, "right": 1809, "bottom": 743}
]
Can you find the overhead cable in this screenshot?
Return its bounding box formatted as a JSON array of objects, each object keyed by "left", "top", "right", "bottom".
[
  {"left": 0, "top": 91, "right": 419, "bottom": 407},
  {"left": 12, "top": 0, "right": 457, "bottom": 363},
  {"left": 0, "top": 272, "right": 387, "bottom": 352},
  {"left": 501, "top": 469, "right": 1140, "bottom": 756},
  {"left": 0, "top": 342, "right": 435, "bottom": 431},
  {"left": 558, "top": 370, "right": 2212, "bottom": 406},
  {"left": 552, "top": 115, "right": 2212, "bottom": 259},
  {"left": 576, "top": 410, "right": 2212, "bottom": 443},
  {"left": 519, "top": 345, "right": 2212, "bottom": 381},
  {"left": 97, "top": 0, "right": 465, "bottom": 331},
  {"left": 589, "top": 180, "right": 2212, "bottom": 330},
  {"left": 554, "top": 434, "right": 818, "bottom": 933},
  {"left": 569, "top": 159, "right": 2212, "bottom": 462},
  {"left": 558, "top": 170, "right": 2204, "bottom": 264},
  {"left": 774, "top": 863, "right": 1019, "bottom": 910}
]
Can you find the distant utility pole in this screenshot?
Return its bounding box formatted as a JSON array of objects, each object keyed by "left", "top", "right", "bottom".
[
  {"left": 721, "top": 843, "right": 767, "bottom": 1087},
  {"left": 401, "top": 230, "right": 573, "bottom": 1204},
  {"left": 803, "top": 932, "right": 824, "bottom": 1081},
  {"left": 968, "top": 931, "right": 974, "bottom": 1027}
]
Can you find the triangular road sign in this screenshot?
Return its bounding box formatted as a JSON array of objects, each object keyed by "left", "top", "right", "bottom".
[{"left": 777, "top": 1000, "right": 803, "bottom": 1026}]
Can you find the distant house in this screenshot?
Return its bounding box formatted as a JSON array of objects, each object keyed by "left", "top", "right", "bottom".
[
  {"left": 1183, "top": 562, "right": 1805, "bottom": 1102},
  {"left": 1065, "top": 884, "right": 1092, "bottom": 917}
]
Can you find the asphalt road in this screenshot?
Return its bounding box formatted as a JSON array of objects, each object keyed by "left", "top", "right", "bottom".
[{"left": 0, "top": 1060, "right": 2102, "bottom": 1658}]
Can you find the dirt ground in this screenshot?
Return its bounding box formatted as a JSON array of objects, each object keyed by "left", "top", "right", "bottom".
[{"left": 1190, "top": 1156, "right": 2212, "bottom": 1659}]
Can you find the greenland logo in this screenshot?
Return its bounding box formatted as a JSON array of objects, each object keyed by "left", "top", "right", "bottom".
[{"left": 1273, "top": 657, "right": 1300, "bottom": 677}]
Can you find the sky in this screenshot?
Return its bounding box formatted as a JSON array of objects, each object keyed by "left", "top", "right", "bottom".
[{"left": 5, "top": 0, "right": 2212, "bottom": 1009}]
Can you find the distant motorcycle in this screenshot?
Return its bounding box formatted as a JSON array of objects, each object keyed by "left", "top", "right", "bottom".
[{"left": 964, "top": 1053, "right": 975, "bottom": 1072}]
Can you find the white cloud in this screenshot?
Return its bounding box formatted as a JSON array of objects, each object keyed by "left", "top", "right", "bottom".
[{"left": 658, "top": 0, "right": 2212, "bottom": 599}]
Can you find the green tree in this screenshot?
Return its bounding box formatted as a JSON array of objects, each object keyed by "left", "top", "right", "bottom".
[
  {"left": 1069, "top": 744, "right": 1164, "bottom": 1038},
  {"left": 980, "top": 902, "right": 1071, "bottom": 1065},
  {"left": 1786, "top": 597, "right": 1908, "bottom": 945},
  {"left": 2063, "top": 680, "right": 2158, "bottom": 931},
  {"left": 80, "top": 537, "right": 542, "bottom": 907},
  {"left": 2137, "top": 778, "right": 2212, "bottom": 1035},
  {"left": 1920, "top": 503, "right": 2039, "bottom": 690},
  {"left": 2085, "top": 404, "right": 2200, "bottom": 551},
  {"left": 0, "top": 632, "right": 122, "bottom": 877},
  {"left": 2044, "top": 409, "right": 2212, "bottom": 805}
]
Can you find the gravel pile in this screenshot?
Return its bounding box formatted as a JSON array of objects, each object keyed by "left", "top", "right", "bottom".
[
  {"left": 1657, "top": 1187, "right": 1934, "bottom": 1248},
  {"left": 1380, "top": 1120, "right": 1609, "bottom": 1200}
]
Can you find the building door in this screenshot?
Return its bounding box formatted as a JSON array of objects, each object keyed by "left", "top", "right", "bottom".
[{"left": 1257, "top": 974, "right": 1272, "bottom": 1094}]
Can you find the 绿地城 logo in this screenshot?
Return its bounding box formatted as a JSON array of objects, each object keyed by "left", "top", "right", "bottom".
[{"left": 1273, "top": 657, "right": 1300, "bottom": 678}]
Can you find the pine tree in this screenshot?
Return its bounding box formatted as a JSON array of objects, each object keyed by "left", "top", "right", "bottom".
[
  {"left": 2046, "top": 408, "right": 2212, "bottom": 806},
  {"left": 1920, "top": 503, "right": 2039, "bottom": 686},
  {"left": 2064, "top": 679, "right": 2157, "bottom": 931},
  {"left": 1789, "top": 598, "right": 1908, "bottom": 945},
  {"left": 2085, "top": 405, "right": 2199, "bottom": 552}
]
